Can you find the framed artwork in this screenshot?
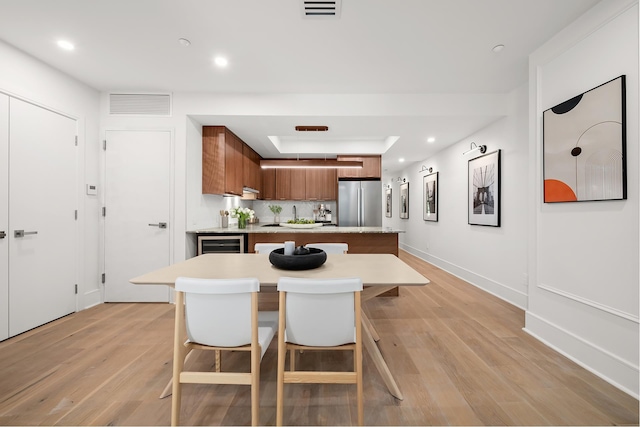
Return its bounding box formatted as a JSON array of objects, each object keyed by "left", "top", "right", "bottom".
[
  {"left": 399, "top": 182, "right": 409, "bottom": 219},
  {"left": 385, "top": 188, "right": 392, "bottom": 218},
  {"left": 468, "top": 150, "right": 500, "bottom": 227},
  {"left": 423, "top": 172, "right": 438, "bottom": 222},
  {"left": 543, "top": 75, "right": 626, "bottom": 203}
]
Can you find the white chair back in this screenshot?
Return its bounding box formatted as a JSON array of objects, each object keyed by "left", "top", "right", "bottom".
[
  {"left": 305, "top": 243, "right": 348, "bottom": 254},
  {"left": 176, "top": 277, "right": 259, "bottom": 348},
  {"left": 277, "top": 277, "right": 362, "bottom": 347},
  {"left": 254, "top": 243, "right": 284, "bottom": 254}
]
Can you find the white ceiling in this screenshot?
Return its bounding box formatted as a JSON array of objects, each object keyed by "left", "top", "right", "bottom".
[{"left": 0, "top": 0, "right": 599, "bottom": 172}]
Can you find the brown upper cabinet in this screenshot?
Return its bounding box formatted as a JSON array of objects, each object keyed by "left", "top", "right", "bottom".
[
  {"left": 202, "top": 126, "right": 243, "bottom": 196},
  {"left": 261, "top": 168, "right": 276, "bottom": 200},
  {"left": 306, "top": 169, "right": 337, "bottom": 200},
  {"left": 275, "top": 169, "right": 307, "bottom": 200},
  {"left": 337, "top": 155, "right": 381, "bottom": 179},
  {"left": 243, "top": 143, "right": 262, "bottom": 193}
]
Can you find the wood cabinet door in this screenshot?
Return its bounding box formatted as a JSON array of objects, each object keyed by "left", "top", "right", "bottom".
[
  {"left": 305, "top": 169, "right": 322, "bottom": 200},
  {"left": 261, "top": 168, "right": 276, "bottom": 199},
  {"left": 337, "top": 155, "right": 381, "bottom": 178},
  {"left": 290, "top": 169, "right": 306, "bottom": 200},
  {"left": 242, "top": 143, "right": 261, "bottom": 192},
  {"left": 306, "top": 169, "right": 336, "bottom": 200},
  {"left": 275, "top": 169, "right": 291, "bottom": 200},
  {"left": 202, "top": 126, "right": 225, "bottom": 194},
  {"left": 224, "top": 130, "right": 243, "bottom": 195},
  {"left": 321, "top": 168, "right": 337, "bottom": 200}
]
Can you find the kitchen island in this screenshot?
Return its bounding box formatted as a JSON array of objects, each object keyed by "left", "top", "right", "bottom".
[
  {"left": 188, "top": 225, "right": 403, "bottom": 255},
  {"left": 187, "top": 225, "right": 404, "bottom": 296}
]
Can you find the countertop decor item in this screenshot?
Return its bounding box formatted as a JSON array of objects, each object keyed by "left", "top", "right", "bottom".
[
  {"left": 230, "top": 206, "right": 255, "bottom": 229},
  {"left": 268, "top": 247, "right": 327, "bottom": 270},
  {"left": 268, "top": 204, "right": 282, "bottom": 223}
]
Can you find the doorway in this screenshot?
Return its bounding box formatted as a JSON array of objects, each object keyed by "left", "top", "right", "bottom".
[{"left": 103, "top": 130, "right": 172, "bottom": 302}]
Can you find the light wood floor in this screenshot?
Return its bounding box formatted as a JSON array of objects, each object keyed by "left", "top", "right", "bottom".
[{"left": 0, "top": 251, "right": 637, "bottom": 426}]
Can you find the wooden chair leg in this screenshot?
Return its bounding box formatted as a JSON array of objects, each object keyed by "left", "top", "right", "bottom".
[
  {"left": 251, "top": 348, "right": 260, "bottom": 426},
  {"left": 276, "top": 293, "right": 286, "bottom": 426},
  {"left": 289, "top": 349, "right": 295, "bottom": 371},
  {"left": 215, "top": 350, "right": 221, "bottom": 372}
]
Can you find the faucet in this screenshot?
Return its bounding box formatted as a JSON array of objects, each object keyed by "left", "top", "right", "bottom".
[{"left": 293, "top": 205, "right": 297, "bottom": 221}]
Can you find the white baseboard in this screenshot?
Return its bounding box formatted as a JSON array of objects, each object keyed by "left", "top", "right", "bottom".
[
  {"left": 82, "top": 288, "right": 102, "bottom": 309},
  {"left": 400, "top": 243, "right": 528, "bottom": 309},
  {"left": 525, "top": 311, "right": 639, "bottom": 399}
]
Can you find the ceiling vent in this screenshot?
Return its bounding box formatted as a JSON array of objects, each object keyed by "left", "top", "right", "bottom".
[
  {"left": 109, "top": 93, "right": 172, "bottom": 116},
  {"left": 301, "top": 0, "right": 341, "bottom": 18}
]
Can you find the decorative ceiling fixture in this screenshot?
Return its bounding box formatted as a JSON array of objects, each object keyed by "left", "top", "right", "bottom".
[
  {"left": 294, "top": 125, "right": 329, "bottom": 132},
  {"left": 301, "top": 0, "right": 342, "bottom": 18},
  {"left": 462, "top": 142, "right": 487, "bottom": 156},
  {"left": 260, "top": 159, "right": 363, "bottom": 169}
]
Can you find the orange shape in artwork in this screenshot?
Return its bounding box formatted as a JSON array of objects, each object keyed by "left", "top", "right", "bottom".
[{"left": 544, "top": 179, "right": 577, "bottom": 202}]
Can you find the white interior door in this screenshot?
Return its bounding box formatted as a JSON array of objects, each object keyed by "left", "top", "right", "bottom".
[
  {"left": 0, "top": 94, "right": 8, "bottom": 341},
  {"left": 104, "top": 130, "right": 171, "bottom": 302},
  {"left": 9, "top": 98, "right": 77, "bottom": 337}
]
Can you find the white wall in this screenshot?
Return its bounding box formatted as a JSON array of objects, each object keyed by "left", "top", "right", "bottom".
[
  {"left": 385, "top": 83, "right": 530, "bottom": 309},
  {"left": 0, "top": 40, "right": 101, "bottom": 310},
  {"left": 527, "top": 0, "right": 639, "bottom": 397}
]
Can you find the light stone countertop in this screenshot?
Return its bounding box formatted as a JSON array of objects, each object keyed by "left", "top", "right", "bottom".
[{"left": 187, "top": 225, "right": 404, "bottom": 234}]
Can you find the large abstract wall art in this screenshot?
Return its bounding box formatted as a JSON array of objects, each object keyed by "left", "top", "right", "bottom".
[
  {"left": 543, "top": 75, "right": 627, "bottom": 203},
  {"left": 468, "top": 150, "right": 501, "bottom": 227}
]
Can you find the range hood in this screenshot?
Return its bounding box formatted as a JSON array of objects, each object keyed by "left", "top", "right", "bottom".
[{"left": 241, "top": 186, "right": 259, "bottom": 200}]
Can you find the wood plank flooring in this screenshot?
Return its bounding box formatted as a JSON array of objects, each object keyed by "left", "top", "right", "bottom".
[{"left": 0, "top": 251, "right": 637, "bottom": 425}]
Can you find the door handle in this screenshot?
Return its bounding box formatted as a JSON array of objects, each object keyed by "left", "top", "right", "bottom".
[
  {"left": 148, "top": 222, "right": 167, "bottom": 229},
  {"left": 14, "top": 230, "right": 38, "bottom": 238},
  {"left": 0, "top": 231, "right": 5, "bottom": 239}
]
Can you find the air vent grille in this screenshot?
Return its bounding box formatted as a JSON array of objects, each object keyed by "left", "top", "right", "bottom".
[
  {"left": 109, "top": 93, "right": 171, "bottom": 116},
  {"left": 301, "top": 0, "right": 341, "bottom": 18}
]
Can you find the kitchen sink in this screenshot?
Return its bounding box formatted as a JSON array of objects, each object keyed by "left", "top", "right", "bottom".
[{"left": 261, "top": 223, "right": 281, "bottom": 227}]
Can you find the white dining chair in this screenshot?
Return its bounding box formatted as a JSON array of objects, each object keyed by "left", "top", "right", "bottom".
[
  {"left": 275, "top": 276, "right": 363, "bottom": 426},
  {"left": 254, "top": 243, "right": 284, "bottom": 254},
  {"left": 171, "top": 277, "right": 278, "bottom": 426},
  {"left": 305, "top": 243, "right": 349, "bottom": 254}
]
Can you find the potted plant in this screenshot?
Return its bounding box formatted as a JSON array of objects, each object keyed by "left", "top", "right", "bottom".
[{"left": 268, "top": 204, "right": 282, "bottom": 224}]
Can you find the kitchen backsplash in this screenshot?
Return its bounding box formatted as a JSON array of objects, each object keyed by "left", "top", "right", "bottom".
[{"left": 251, "top": 200, "right": 336, "bottom": 224}]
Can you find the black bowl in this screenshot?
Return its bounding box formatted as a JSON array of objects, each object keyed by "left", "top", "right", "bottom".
[{"left": 268, "top": 247, "right": 327, "bottom": 270}]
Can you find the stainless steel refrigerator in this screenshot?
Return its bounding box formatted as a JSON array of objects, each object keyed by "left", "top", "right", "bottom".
[{"left": 338, "top": 180, "right": 382, "bottom": 227}]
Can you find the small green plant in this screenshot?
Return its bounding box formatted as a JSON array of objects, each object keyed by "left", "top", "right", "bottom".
[{"left": 268, "top": 204, "right": 283, "bottom": 214}]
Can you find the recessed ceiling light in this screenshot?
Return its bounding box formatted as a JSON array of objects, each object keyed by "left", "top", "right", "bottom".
[
  {"left": 427, "top": 137, "right": 436, "bottom": 143},
  {"left": 214, "top": 56, "right": 228, "bottom": 67},
  {"left": 178, "top": 38, "right": 191, "bottom": 47},
  {"left": 492, "top": 44, "right": 505, "bottom": 53},
  {"left": 57, "top": 40, "right": 75, "bottom": 51},
  {"left": 399, "top": 158, "right": 405, "bottom": 163}
]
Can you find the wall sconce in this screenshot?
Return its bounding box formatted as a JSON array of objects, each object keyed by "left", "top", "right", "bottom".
[
  {"left": 462, "top": 142, "right": 487, "bottom": 156},
  {"left": 396, "top": 177, "right": 406, "bottom": 183},
  {"left": 418, "top": 165, "right": 433, "bottom": 173}
]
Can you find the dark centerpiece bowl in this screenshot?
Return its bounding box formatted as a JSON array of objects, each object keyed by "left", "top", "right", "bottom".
[{"left": 268, "top": 247, "right": 327, "bottom": 270}]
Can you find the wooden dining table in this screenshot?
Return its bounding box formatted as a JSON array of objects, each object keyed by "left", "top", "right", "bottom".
[{"left": 130, "top": 253, "right": 430, "bottom": 400}]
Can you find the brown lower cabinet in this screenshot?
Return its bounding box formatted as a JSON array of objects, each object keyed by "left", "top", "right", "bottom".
[{"left": 249, "top": 232, "right": 399, "bottom": 296}]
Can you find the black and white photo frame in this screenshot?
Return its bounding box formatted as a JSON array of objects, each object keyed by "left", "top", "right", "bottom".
[
  {"left": 385, "top": 187, "right": 392, "bottom": 218},
  {"left": 400, "top": 182, "right": 409, "bottom": 219},
  {"left": 468, "top": 150, "right": 500, "bottom": 227},
  {"left": 423, "top": 172, "right": 438, "bottom": 222}
]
